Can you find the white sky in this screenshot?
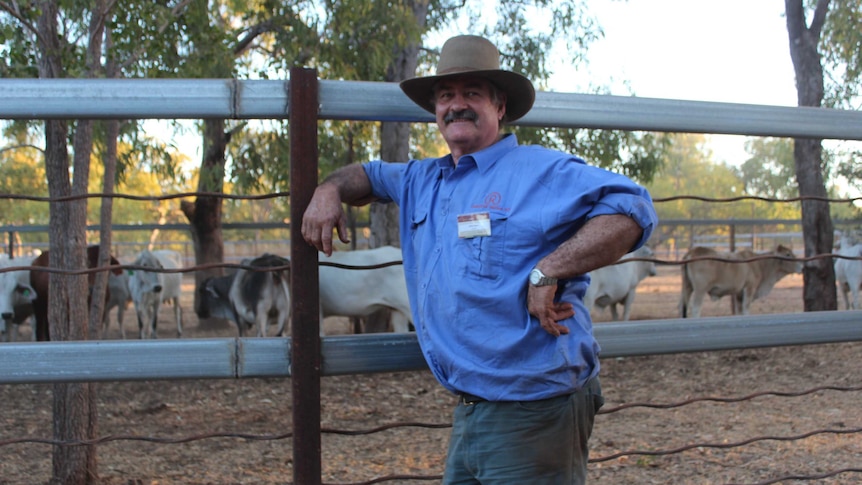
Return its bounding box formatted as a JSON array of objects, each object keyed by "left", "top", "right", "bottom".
[
  {"left": 167, "top": 2, "right": 804, "bottom": 169},
  {"left": 549, "top": 0, "right": 798, "bottom": 166}
]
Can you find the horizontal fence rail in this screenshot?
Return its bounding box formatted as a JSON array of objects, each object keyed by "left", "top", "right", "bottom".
[
  {"left": 0, "top": 312, "right": 859, "bottom": 385},
  {"left": 3, "top": 79, "right": 862, "bottom": 141}
]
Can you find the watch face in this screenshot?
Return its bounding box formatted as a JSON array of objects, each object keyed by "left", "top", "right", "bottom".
[{"left": 529, "top": 269, "right": 541, "bottom": 284}]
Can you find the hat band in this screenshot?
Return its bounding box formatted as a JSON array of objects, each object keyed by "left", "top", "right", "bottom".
[{"left": 437, "top": 66, "right": 496, "bottom": 75}]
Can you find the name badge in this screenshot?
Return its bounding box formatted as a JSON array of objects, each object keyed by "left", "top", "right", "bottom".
[{"left": 457, "top": 212, "right": 491, "bottom": 238}]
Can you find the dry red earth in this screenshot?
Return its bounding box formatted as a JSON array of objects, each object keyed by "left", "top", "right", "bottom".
[{"left": 0, "top": 268, "right": 859, "bottom": 484}]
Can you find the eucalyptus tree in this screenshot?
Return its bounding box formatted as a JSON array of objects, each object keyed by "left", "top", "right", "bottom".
[
  {"left": 0, "top": 2, "right": 116, "bottom": 483},
  {"left": 784, "top": 0, "right": 862, "bottom": 311},
  {"left": 0, "top": 1, "right": 212, "bottom": 482}
]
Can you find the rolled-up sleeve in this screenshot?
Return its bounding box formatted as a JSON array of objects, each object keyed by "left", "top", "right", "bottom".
[
  {"left": 590, "top": 192, "right": 658, "bottom": 249},
  {"left": 363, "top": 161, "right": 405, "bottom": 204},
  {"left": 546, "top": 160, "right": 658, "bottom": 250}
]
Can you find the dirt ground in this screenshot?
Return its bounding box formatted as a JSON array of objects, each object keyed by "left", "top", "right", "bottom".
[{"left": 0, "top": 268, "right": 860, "bottom": 485}]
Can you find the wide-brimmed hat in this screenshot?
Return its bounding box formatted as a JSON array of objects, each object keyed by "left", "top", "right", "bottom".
[{"left": 399, "top": 35, "right": 536, "bottom": 121}]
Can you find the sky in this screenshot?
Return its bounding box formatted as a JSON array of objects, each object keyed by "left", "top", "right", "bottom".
[
  {"left": 549, "top": 0, "right": 798, "bottom": 166},
  {"left": 162, "top": 1, "right": 804, "bottom": 169}
]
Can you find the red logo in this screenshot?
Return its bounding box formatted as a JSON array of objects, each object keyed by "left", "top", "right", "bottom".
[{"left": 484, "top": 192, "right": 502, "bottom": 206}]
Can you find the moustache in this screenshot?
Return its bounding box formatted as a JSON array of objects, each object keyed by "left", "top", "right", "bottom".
[{"left": 443, "top": 109, "right": 478, "bottom": 124}]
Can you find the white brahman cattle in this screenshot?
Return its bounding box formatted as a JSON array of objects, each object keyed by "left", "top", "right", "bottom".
[
  {"left": 0, "top": 256, "right": 37, "bottom": 342},
  {"left": 318, "top": 246, "right": 412, "bottom": 333},
  {"left": 128, "top": 249, "right": 184, "bottom": 339},
  {"left": 196, "top": 247, "right": 411, "bottom": 336},
  {"left": 196, "top": 253, "right": 291, "bottom": 337},
  {"left": 102, "top": 270, "right": 132, "bottom": 339},
  {"left": 583, "top": 245, "right": 657, "bottom": 321},
  {"left": 834, "top": 234, "right": 862, "bottom": 310},
  {"left": 680, "top": 244, "right": 802, "bottom": 318}
]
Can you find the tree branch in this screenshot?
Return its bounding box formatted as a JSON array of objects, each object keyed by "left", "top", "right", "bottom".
[
  {"left": 0, "top": 0, "right": 46, "bottom": 46},
  {"left": 0, "top": 143, "right": 45, "bottom": 156},
  {"left": 119, "top": 0, "right": 194, "bottom": 71},
  {"left": 809, "top": 0, "right": 830, "bottom": 38},
  {"left": 234, "top": 19, "right": 275, "bottom": 57}
]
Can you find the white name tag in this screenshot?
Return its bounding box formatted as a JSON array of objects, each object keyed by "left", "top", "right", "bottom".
[{"left": 457, "top": 212, "right": 492, "bottom": 238}]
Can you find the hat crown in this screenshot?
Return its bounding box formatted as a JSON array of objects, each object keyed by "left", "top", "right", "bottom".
[{"left": 436, "top": 35, "right": 501, "bottom": 75}]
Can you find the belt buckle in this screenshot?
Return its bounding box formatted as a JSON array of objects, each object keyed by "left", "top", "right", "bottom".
[{"left": 460, "top": 393, "right": 485, "bottom": 405}]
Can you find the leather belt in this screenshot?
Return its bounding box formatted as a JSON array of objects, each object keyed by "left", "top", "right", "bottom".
[{"left": 459, "top": 392, "right": 486, "bottom": 405}]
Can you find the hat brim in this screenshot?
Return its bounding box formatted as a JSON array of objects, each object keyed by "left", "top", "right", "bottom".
[{"left": 399, "top": 70, "right": 536, "bottom": 122}]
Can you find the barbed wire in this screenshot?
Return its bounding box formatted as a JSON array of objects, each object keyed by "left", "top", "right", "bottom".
[
  {"left": 0, "top": 191, "right": 291, "bottom": 202},
  {"left": 1, "top": 191, "right": 861, "bottom": 205},
  {"left": 598, "top": 384, "right": 862, "bottom": 413},
  {"left": 725, "top": 468, "right": 862, "bottom": 485},
  {"left": 1, "top": 252, "right": 859, "bottom": 278},
  {"left": 0, "top": 383, "right": 856, "bottom": 484},
  {"left": 1, "top": 189, "right": 858, "bottom": 484}
]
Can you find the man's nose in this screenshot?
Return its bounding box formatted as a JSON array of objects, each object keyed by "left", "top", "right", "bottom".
[{"left": 450, "top": 92, "right": 469, "bottom": 109}]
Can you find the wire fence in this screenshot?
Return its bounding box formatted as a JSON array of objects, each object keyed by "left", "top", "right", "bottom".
[{"left": 2, "top": 76, "right": 862, "bottom": 484}]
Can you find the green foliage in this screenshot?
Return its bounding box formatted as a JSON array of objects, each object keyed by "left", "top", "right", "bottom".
[
  {"left": 821, "top": 1, "right": 862, "bottom": 107},
  {"left": 514, "top": 126, "right": 668, "bottom": 184},
  {"left": 319, "top": 0, "right": 421, "bottom": 80},
  {"left": 0, "top": 145, "right": 49, "bottom": 226},
  {"left": 228, "top": 121, "right": 291, "bottom": 192},
  {"left": 737, "top": 138, "right": 798, "bottom": 199}
]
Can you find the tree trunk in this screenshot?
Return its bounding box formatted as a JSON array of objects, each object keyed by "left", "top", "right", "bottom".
[
  {"left": 36, "top": 0, "right": 102, "bottom": 481},
  {"left": 784, "top": 0, "right": 836, "bottom": 311},
  {"left": 181, "top": 118, "right": 229, "bottom": 330},
  {"left": 364, "top": 2, "right": 428, "bottom": 333}
]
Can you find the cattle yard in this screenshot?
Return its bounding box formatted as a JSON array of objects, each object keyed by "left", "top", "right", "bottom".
[
  {"left": 590, "top": 263, "right": 806, "bottom": 323},
  {"left": 1, "top": 262, "right": 858, "bottom": 484}
]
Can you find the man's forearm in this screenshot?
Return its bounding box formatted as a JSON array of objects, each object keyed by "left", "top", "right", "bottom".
[
  {"left": 321, "top": 163, "right": 377, "bottom": 206},
  {"left": 536, "top": 214, "right": 644, "bottom": 279}
]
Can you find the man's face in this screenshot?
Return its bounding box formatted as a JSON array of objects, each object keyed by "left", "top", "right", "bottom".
[{"left": 433, "top": 76, "right": 506, "bottom": 158}]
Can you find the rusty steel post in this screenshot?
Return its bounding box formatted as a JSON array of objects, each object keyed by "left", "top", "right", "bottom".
[{"left": 289, "top": 67, "right": 322, "bottom": 485}]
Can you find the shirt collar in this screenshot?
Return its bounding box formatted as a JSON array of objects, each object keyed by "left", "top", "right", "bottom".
[{"left": 433, "top": 134, "right": 519, "bottom": 174}]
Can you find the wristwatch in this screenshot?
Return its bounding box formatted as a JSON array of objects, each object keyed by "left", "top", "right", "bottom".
[{"left": 528, "top": 267, "right": 558, "bottom": 286}]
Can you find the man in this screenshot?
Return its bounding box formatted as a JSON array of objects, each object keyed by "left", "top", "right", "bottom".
[{"left": 302, "top": 35, "right": 657, "bottom": 484}]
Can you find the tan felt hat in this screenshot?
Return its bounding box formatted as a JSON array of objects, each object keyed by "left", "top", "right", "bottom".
[{"left": 399, "top": 35, "right": 536, "bottom": 121}]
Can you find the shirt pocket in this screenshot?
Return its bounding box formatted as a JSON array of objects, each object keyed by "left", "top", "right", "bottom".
[
  {"left": 456, "top": 212, "right": 507, "bottom": 281},
  {"left": 409, "top": 209, "right": 428, "bottom": 245}
]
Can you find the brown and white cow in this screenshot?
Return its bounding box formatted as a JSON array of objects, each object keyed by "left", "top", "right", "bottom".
[
  {"left": 30, "top": 245, "right": 123, "bottom": 341},
  {"left": 680, "top": 244, "right": 802, "bottom": 318}
]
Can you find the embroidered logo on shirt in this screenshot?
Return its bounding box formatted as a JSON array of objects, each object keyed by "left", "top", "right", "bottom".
[{"left": 471, "top": 192, "right": 510, "bottom": 212}]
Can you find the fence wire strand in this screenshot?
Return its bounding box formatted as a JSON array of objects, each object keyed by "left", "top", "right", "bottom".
[
  {"left": 0, "top": 383, "right": 857, "bottom": 484},
  {"left": 0, "top": 188, "right": 859, "bottom": 484}
]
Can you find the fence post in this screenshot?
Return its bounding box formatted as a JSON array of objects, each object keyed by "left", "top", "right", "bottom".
[
  {"left": 289, "top": 67, "right": 322, "bottom": 485},
  {"left": 729, "top": 223, "right": 736, "bottom": 252}
]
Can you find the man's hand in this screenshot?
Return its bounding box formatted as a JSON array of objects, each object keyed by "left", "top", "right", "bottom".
[
  {"left": 527, "top": 284, "right": 573, "bottom": 337},
  {"left": 301, "top": 184, "right": 350, "bottom": 256}
]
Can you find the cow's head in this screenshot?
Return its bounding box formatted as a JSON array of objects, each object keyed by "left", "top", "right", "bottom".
[
  {"left": 0, "top": 272, "right": 37, "bottom": 322},
  {"left": 775, "top": 244, "right": 803, "bottom": 274}
]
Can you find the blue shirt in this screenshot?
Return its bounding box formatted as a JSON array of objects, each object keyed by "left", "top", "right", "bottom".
[{"left": 364, "top": 134, "right": 657, "bottom": 401}]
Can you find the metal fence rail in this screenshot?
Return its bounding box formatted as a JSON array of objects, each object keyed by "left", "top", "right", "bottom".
[
  {"left": 3, "top": 79, "right": 862, "bottom": 141},
  {"left": 0, "top": 312, "right": 859, "bottom": 385}
]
